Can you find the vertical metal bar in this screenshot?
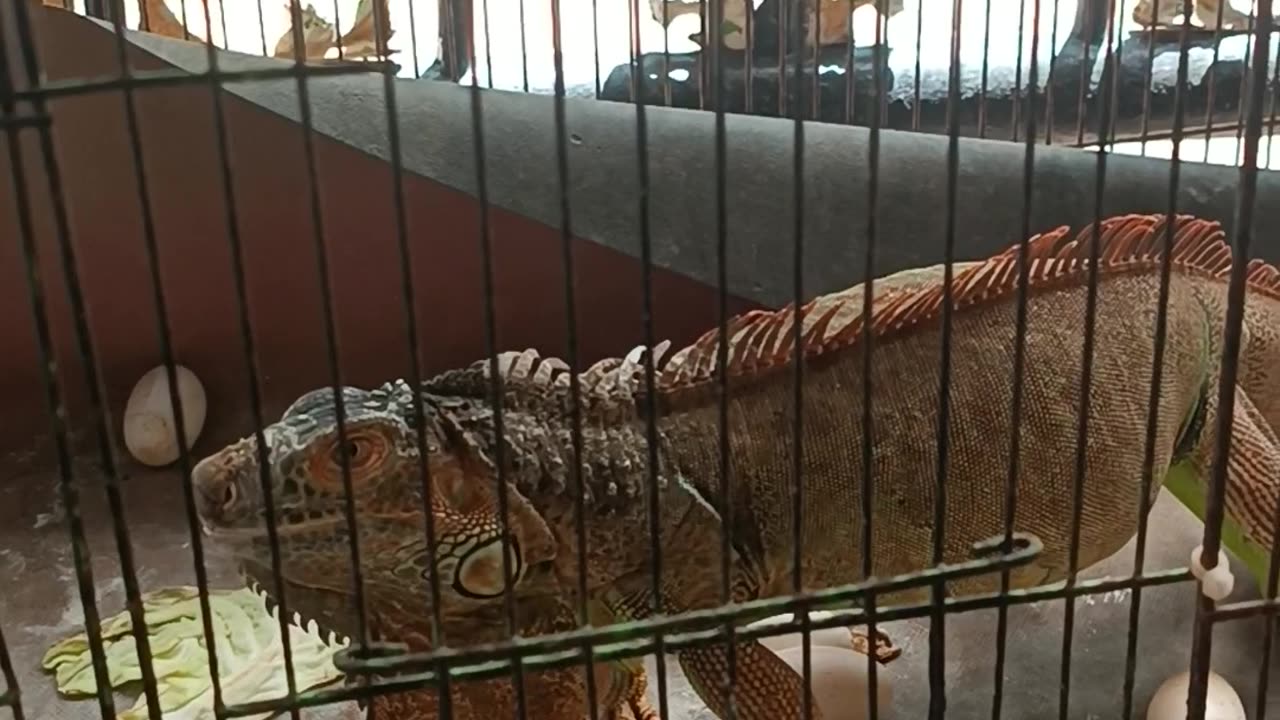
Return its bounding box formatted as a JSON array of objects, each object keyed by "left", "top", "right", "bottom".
[
  {"left": 701, "top": 0, "right": 711, "bottom": 107},
  {"left": 0, "top": 6, "right": 107, "bottom": 720},
  {"left": 1010, "top": 0, "right": 1027, "bottom": 142},
  {"left": 1198, "top": 0, "right": 1233, "bottom": 163},
  {"left": 743, "top": 0, "right": 752, "bottom": 114},
  {"left": 185, "top": 0, "right": 302, "bottom": 711},
  {"left": 376, "top": 0, "right": 452, "bottom": 713},
  {"left": 548, "top": 0, "right": 599, "bottom": 716},
  {"left": 283, "top": 1, "right": 373, "bottom": 671},
  {"left": 1264, "top": 36, "right": 1280, "bottom": 158},
  {"left": 1043, "top": 0, "right": 1060, "bottom": 144},
  {"left": 662, "top": 0, "right": 672, "bottom": 109},
  {"left": 591, "top": 0, "right": 601, "bottom": 97},
  {"left": 2, "top": 3, "right": 157, "bottom": 719},
  {"left": 1230, "top": 11, "right": 1257, "bottom": 160},
  {"left": 990, "top": 1, "right": 1040, "bottom": 717},
  {"left": 463, "top": 9, "right": 528, "bottom": 720},
  {"left": 1120, "top": 6, "right": 1193, "bottom": 718},
  {"left": 1058, "top": 0, "right": 1119, "bottom": 715},
  {"left": 910, "top": 0, "right": 923, "bottom": 130},
  {"left": 709, "top": 0, "right": 737, "bottom": 715},
  {"left": 627, "top": 0, "right": 675, "bottom": 707},
  {"left": 860, "top": 4, "right": 887, "bottom": 718},
  {"left": 254, "top": 0, "right": 267, "bottom": 58},
  {"left": 1257, "top": 449, "right": 1280, "bottom": 719},
  {"left": 177, "top": 0, "right": 191, "bottom": 50},
  {"left": 441, "top": 0, "right": 459, "bottom": 82},
  {"left": 516, "top": 0, "right": 530, "bottom": 91},
  {"left": 843, "top": 0, "right": 854, "bottom": 124},
  {"left": 628, "top": 0, "right": 671, "bottom": 714},
  {"left": 105, "top": 3, "right": 265, "bottom": 718},
  {"left": 1105, "top": 0, "right": 1129, "bottom": 155},
  {"left": 407, "top": 0, "right": 422, "bottom": 79},
  {"left": 627, "top": 0, "right": 637, "bottom": 102},
  {"left": 1072, "top": 0, "right": 1091, "bottom": 146},
  {"left": 788, "top": 1, "right": 811, "bottom": 718},
  {"left": 1137, "top": 0, "right": 1168, "bottom": 157},
  {"left": 928, "top": 1, "right": 963, "bottom": 717},
  {"left": 777, "top": 0, "right": 787, "bottom": 118},
  {"left": 0, "top": 621, "right": 23, "bottom": 720},
  {"left": 977, "top": 0, "right": 993, "bottom": 137},
  {"left": 1186, "top": 3, "right": 1272, "bottom": 717},
  {"left": 809, "top": 0, "right": 819, "bottom": 120},
  {"left": 215, "top": 0, "right": 228, "bottom": 52},
  {"left": 480, "top": 0, "right": 493, "bottom": 87},
  {"left": 330, "top": 0, "right": 346, "bottom": 60},
  {"left": 1039, "top": 0, "right": 1059, "bottom": 143}
]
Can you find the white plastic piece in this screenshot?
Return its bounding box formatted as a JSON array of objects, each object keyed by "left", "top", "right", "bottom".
[
  {"left": 1188, "top": 545, "right": 1235, "bottom": 601},
  {"left": 123, "top": 365, "right": 207, "bottom": 467},
  {"left": 1147, "top": 669, "right": 1245, "bottom": 720}
]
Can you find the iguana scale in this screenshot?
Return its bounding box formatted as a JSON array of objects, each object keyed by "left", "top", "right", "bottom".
[{"left": 194, "top": 213, "right": 1280, "bottom": 720}]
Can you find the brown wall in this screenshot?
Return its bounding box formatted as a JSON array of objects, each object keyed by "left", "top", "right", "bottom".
[{"left": 0, "top": 3, "right": 760, "bottom": 463}]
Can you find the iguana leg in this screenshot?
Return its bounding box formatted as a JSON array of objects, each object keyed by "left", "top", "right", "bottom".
[
  {"left": 1214, "top": 388, "right": 1279, "bottom": 596},
  {"left": 602, "top": 576, "right": 825, "bottom": 720},
  {"left": 677, "top": 639, "right": 825, "bottom": 720},
  {"left": 1171, "top": 386, "right": 1280, "bottom": 598},
  {"left": 599, "top": 662, "right": 659, "bottom": 720}
]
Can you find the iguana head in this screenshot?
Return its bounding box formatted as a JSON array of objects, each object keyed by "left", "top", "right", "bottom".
[{"left": 192, "top": 380, "right": 560, "bottom": 643}]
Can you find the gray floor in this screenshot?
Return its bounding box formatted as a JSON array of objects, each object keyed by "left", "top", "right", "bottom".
[{"left": 1, "top": 454, "right": 1277, "bottom": 720}]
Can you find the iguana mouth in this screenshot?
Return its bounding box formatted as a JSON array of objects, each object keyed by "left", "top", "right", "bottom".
[
  {"left": 202, "top": 515, "right": 348, "bottom": 543},
  {"left": 237, "top": 562, "right": 369, "bottom": 649}
]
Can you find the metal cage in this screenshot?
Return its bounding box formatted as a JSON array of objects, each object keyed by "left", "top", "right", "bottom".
[{"left": 1, "top": 0, "right": 1279, "bottom": 719}]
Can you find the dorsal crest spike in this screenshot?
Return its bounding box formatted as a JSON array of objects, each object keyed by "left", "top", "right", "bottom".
[{"left": 655, "top": 213, "right": 1280, "bottom": 405}]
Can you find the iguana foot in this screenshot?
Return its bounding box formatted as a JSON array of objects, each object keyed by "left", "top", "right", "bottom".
[
  {"left": 848, "top": 626, "right": 902, "bottom": 664},
  {"left": 623, "top": 668, "right": 659, "bottom": 720}
]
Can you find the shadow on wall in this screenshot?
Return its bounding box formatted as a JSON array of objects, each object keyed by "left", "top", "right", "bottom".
[{"left": 0, "top": 1, "right": 761, "bottom": 465}]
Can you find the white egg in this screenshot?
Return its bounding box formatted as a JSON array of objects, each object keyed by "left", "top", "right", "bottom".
[
  {"left": 1146, "top": 670, "right": 1245, "bottom": 720},
  {"left": 752, "top": 612, "right": 861, "bottom": 654},
  {"left": 772, "top": 644, "right": 893, "bottom": 720},
  {"left": 123, "top": 365, "right": 207, "bottom": 467}
]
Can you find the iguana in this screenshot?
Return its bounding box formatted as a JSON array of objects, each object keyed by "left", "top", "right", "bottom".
[
  {"left": 187, "top": 248, "right": 937, "bottom": 720},
  {"left": 194, "top": 213, "right": 1280, "bottom": 720}
]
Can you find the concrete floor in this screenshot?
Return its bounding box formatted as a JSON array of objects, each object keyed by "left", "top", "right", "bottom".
[{"left": 1, "top": 452, "right": 1277, "bottom": 720}]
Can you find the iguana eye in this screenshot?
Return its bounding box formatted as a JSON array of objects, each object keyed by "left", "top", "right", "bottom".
[
  {"left": 309, "top": 427, "right": 389, "bottom": 492},
  {"left": 449, "top": 536, "right": 523, "bottom": 599},
  {"left": 332, "top": 440, "right": 361, "bottom": 464}
]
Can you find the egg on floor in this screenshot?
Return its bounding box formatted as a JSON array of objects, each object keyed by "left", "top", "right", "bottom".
[
  {"left": 1146, "top": 669, "right": 1245, "bottom": 720},
  {"left": 123, "top": 364, "right": 207, "bottom": 467}
]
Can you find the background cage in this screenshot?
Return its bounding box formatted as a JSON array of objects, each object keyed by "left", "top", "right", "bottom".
[{"left": 2, "top": 0, "right": 1280, "bottom": 718}]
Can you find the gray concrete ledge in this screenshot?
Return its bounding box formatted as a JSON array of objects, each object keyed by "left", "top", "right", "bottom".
[{"left": 120, "top": 21, "right": 1280, "bottom": 308}]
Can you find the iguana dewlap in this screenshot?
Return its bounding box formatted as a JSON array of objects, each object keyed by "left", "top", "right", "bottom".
[{"left": 193, "top": 213, "right": 1279, "bottom": 720}]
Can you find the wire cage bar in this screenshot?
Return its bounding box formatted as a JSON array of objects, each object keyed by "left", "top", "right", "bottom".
[{"left": 2, "top": 0, "right": 1280, "bottom": 719}]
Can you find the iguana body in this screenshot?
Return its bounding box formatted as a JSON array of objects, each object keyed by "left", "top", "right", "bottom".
[{"left": 195, "top": 214, "right": 1279, "bottom": 720}]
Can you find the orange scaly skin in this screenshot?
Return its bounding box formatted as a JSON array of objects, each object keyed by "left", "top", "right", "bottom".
[{"left": 195, "top": 214, "right": 1279, "bottom": 720}]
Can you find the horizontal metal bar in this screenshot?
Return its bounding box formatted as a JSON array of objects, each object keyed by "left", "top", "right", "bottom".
[
  {"left": 13, "top": 63, "right": 387, "bottom": 102},
  {"left": 217, "top": 565, "right": 1192, "bottom": 719},
  {"left": 0, "top": 113, "right": 46, "bottom": 129},
  {"left": 336, "top": 532, "right": 1045, "bottom": 676},
  {"left": 1209, "top": 597, "right": 1280, "bottom": 623}
]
